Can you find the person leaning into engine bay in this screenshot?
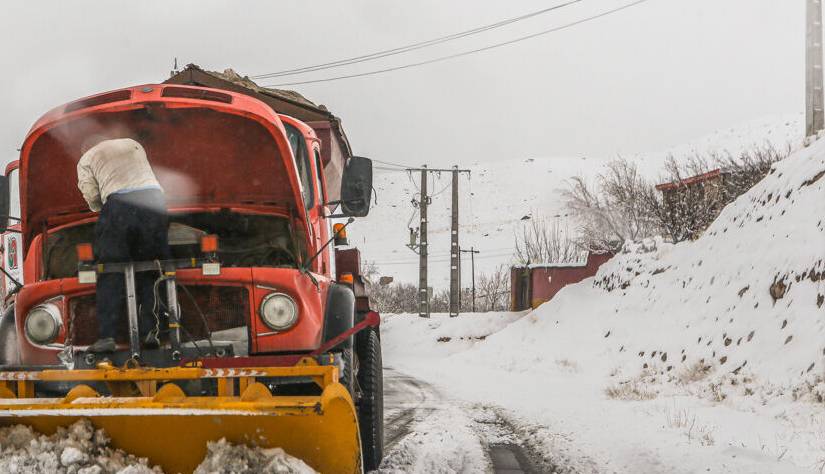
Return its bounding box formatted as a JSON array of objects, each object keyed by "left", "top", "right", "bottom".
[{"left": 76, "top": 137, "right": 170, "bottom": 353}]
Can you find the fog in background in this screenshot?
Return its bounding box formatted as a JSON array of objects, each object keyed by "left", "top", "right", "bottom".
[{"left": 0, "top": 0, "right": 804, "bottom": 168}]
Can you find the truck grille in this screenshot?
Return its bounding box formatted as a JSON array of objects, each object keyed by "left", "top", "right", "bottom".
[{"left": 68, "top": 285, "right": 250, "bottom": 346}]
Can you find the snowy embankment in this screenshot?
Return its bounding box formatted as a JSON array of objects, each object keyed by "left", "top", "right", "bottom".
[
  {"left": 0, "top": 419, "right": 316, "bottom": 474},
  {"left": 382, "top": 138, "right": 825, "bottom": 473}
]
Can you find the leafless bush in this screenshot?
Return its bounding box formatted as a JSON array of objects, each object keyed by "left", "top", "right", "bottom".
[
  {"left": 715, "top": 144, "right": 790, "bottom": 197},
  {"left": 664, "top": 408, "right": 716, "bottom": 446},
  {"left": 362, "top": 261, "right": 419, "bottom": 313},
  {"left": 644, "top": 145, "right": 789, "bottom": 242},
  {"left": 604, "top": 381, "right": 658, "bottom": 401},
  {"left": 563, "top": 157, "right": 658, "bottom": 252},
  {"left": 677, "top": 361, "right": 713, "bottom": 384},
  {"left": 475, "top": 265, "right": 510, "bottom": 312},
  {"left": 514, "top": 218, "right": 582, "bottom": 265},
  {"left": 362, "top": 262, "right": 510, "bottom": 314}
]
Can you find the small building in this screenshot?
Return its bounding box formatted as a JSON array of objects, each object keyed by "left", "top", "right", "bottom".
[
  {"left": 655, "top": 168, "right": 729, "bottom": 240},
  {"left": 510, "top": 252, "right": 613, "bottom": 311}
]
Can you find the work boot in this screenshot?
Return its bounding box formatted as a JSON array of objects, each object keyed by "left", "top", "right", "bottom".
[
  {"left": 87, "top": 337, "right": 115, "bottom": 353},
  {"left": 143, "top": 333, "right": 160, "bottom": 350}
]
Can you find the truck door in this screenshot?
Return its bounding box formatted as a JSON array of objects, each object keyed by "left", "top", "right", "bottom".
[{"left": 0, "top": 162, "right": 22, "bottom": 300}]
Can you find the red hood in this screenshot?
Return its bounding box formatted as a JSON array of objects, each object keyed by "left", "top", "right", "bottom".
[{"left": 19, "top": 85, "right": 307, "bottom": 252}]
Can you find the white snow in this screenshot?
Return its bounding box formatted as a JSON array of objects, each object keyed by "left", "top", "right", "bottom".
[
  {"left": 381, "top": 134, "right": 825, "bottom": 472},
  {"left": 379, "top": 405, "right": 488, "bottom": 474},
  {"left": 0, "top": 419, "right": 160, "bottom": 474},
  {"left": 0, "top": 419, "right": 316, "bottom": 474},
  {"left": 194, "top": 438, "right": 316, "bottom": 474}
]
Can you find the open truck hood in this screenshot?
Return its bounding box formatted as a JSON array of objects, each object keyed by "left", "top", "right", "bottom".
[{"left": 19, "top": 84, "right": 307, "bottom": 252}]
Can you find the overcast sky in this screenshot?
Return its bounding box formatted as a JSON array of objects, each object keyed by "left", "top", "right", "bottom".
[{"left": 0, "top": 0, "right": 805, "bottom": 169}]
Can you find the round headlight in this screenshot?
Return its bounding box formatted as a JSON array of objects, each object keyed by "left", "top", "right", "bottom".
[
  {"left": 259, "top": 293, "right": 298, "bottom": 331},
  {"left": 25, "top": 304, "right": 61, "bottom": 345}
]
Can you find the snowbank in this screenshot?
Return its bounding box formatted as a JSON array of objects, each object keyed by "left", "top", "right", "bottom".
[{"left": 382, "top": 138, "right": 825, "bottom": 472}]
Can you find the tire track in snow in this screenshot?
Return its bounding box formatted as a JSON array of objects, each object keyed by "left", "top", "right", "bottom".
[
  {"left": 380, "top": 368, "right": 553, "bottom": 473},
  {"left": 382, "top": 367, "right": 436, "bottom": 449}
]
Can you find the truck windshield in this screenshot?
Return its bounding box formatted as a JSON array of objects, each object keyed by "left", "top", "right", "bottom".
[{"left": 284, "top": 123, "right": 314, "bottom": 209}]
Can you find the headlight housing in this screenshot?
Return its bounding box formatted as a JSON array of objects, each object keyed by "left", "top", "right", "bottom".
[
  {"left": 25, "top": 303, "right": 62, "bottom": 345},
  {"left": 259, "top": 293, "right": 298, "bottom": 331}
]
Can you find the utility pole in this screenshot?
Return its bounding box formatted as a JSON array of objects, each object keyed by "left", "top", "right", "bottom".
[
  {"left": 807, "top": 0, "right": 825, "bottom": 138},
  {"left": 460, "top": 247, "right": 480, "bottom": 312},
  {"left": 449, "top": 167, "right": 460, "bottom": 317},
  {"left": 418, "top": 166, "right": 429, "bottom": 318},
  {"left": 406, "top": 165, "right": 470, "bottom": 317}
]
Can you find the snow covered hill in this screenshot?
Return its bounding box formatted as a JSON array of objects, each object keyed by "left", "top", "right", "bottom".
[
  {"left": 381, "top": 132, "right": 825, "bottom": 473},
  {"left": 351, "top": 113, "right": 804, "bottom": 288}
]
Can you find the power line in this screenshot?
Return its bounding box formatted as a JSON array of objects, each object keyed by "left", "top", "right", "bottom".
[
  {"left": 374, "top": 166, "right": 411, "bottom": 172},
  {"left": 372, "top": 158, "right": 419, "bottom": 169},
  {"left": 264, "top": 0, "right": 652, "bottom": 87},
  {"left": 250, "top": 0, "right": 584, "bottom": 80}
]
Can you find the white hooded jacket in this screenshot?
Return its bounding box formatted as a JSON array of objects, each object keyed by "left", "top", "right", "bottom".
[{"left": 76, "top": 138, "right": 163, "bottom": 212}]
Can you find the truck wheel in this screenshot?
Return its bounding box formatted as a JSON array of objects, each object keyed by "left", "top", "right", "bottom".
[
  {"left": 0, "top": 306, "right": 19, "bottom": 366},
  {"left": 356, "top": 328, "right": 383, "bottom": 471}
]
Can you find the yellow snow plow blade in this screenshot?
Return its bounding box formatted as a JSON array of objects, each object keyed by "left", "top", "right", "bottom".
[{"left": 0, "top": 360, "right": 361, "bottom": 474}]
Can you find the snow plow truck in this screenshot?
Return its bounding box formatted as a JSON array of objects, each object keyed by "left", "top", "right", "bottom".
[{"left": 0, "top": 65, "right": 383, "bottom": 473}]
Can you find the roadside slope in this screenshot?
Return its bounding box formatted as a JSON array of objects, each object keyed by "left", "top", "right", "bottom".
[{"left": 381, "top": 136, "right": 825, "bottom": 473}]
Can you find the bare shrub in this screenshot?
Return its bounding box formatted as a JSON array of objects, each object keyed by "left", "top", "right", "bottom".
[
  {"left": 645, "top": 145, "right": 790, "bottom": 243},
  {"left": 514, "top": 218, "right": 582, "bottom": 265},
  {"left": 362, "top": 261, "right": 419, "bottom": 314},
  {"left": 362, "top": 261, "right": 510, "bottom": 314},
  {"left": 474, "top": 265, "right": 511, "bottom": 312},
  {"left": 563, "top": 158, "right": 658, "bottom": 252},
  {"left": 664, "top": 408, "right": 716, "bottom": 446},
  {"left": 604, "top": 381, "right": 658, "bottom": 401},
  {"left": 677, "top": 361, "right": 713, "bottom": 384}
]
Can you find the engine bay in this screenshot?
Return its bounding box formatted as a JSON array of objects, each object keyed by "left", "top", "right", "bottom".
[{"left": 43, "top": 211, "right": 305, "bottom": 280}]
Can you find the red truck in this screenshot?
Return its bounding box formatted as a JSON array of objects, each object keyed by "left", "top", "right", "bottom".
[{"left": 0, "top": 68, "right": 383, "bottom": 473}]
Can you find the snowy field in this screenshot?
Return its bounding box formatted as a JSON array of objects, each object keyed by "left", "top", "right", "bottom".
[{"left": 378, "top": 135, "right": 825, "bottom": 473}]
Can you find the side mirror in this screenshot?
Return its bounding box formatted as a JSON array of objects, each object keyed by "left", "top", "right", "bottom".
[
  {"left": 340, "top": 156, "right": 373, "bottom": 217},
  {"left": 0, "top": 175, "right": 9, "bottom": 232}
]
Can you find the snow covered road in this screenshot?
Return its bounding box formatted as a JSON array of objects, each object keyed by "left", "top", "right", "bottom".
[{"left": 378, "top": 367, "right": 555, "bottom": 474}]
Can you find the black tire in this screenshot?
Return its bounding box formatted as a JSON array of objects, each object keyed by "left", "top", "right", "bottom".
[
  {"left": 356, "top": 328, "right": 383, "bottom": 471},
  {"left": 0, "top": 305, "right": 19, "bottom": 366}
]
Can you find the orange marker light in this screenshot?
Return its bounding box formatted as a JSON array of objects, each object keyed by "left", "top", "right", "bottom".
[
  {"left": 201, "top": 235, "right": 219, "bottom": 253},
  {"left": 76, "top": 243, "right": 94, "bottom": 262},
  {"left": 339, "top": 273, "right": 354, "bottom": 284},
  {"left": 333, "top": 223, "right": 347, "bottom": 239}
]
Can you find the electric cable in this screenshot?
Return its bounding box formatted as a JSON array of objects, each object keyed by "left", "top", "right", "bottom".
[
  {"left": 250, "top": 0, "right": 584, "bottom": 79},
  {"left": 178, "top": 283, "right": 218, "bottom": 353},
  {"left": 263, "top": 0, "right": 651, "bottom": 87}
]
